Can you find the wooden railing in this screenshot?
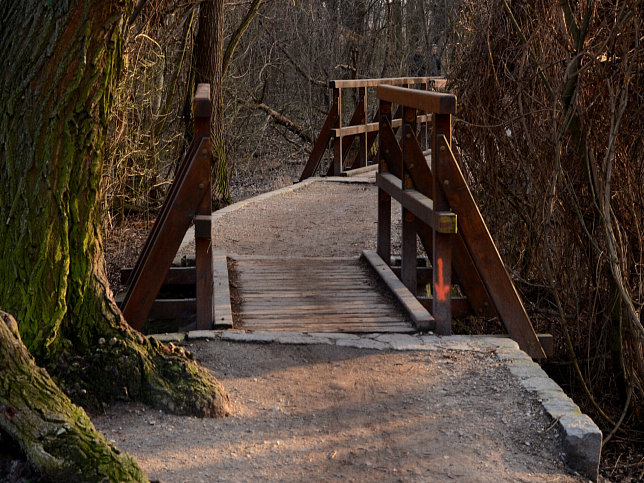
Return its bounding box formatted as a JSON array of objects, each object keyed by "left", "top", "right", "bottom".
[
  {"left": 121, "top": 84, "right": 223, "bottom": 331},
  {"left": 299, "top": 76, "right": 446, "bottom": 181},
  {"left": 371, "top": 85, "right": 549, "bottom": 359}
]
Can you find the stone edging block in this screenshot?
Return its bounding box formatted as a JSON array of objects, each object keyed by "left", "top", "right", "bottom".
[{"left": 499, "top": 345, "right": 602, "bottom": 481}]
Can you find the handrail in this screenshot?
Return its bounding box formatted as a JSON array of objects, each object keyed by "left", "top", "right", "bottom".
[
  {"left": 377, "top": 85, "right": 456, "bottom": 115},
  {"left": 330, "top": 76, "right": 446, "bottom": 89},
  {"left": 193, "top": 83, "right": 211, "bottom": 117},
  {"left": 374, "top": 85, "right": 548, "bottom": 359}
]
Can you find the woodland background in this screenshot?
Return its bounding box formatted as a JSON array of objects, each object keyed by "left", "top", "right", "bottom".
[{"left": 56, "top": 0, "right": 644, "bottom": 479}]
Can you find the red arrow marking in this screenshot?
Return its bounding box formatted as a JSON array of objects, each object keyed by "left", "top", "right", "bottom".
[{"left": 435, "top": 258, "right": 450, "bottom": 301}]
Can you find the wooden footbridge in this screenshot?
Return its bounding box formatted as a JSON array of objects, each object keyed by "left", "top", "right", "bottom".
[{"left": 120, "top": 81, "right": 550, "bottom": 360}]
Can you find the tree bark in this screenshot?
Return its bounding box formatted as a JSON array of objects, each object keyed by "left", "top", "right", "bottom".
[
  {"left": 195, "top": 0, "right": 231, "bottom": 207},
  {"left": 0, "top": 311, "right": 147, "bottom": 482},
  {"left": 0, "top": 0, "right": 230, "bottom": 475},
  {"left": 222, "top": 0, "right": 264, "bottom": 77}
]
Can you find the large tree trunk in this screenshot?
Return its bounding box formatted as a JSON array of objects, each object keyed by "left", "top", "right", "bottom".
[
  {"left": 195, "top": 0, "right": 231, "bottom": 207},
  {"left": 0, "top": 0, "right": 230, "bottom": 475}
]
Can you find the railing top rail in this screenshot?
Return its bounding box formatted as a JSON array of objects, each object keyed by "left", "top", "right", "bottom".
[
  {"left": 377, "top": 84, "right": 456, "bottom": 115},
  {"left": 193, "top": 83, "right": 211, "bottom": 118},
  {"left": 329, "top": 76, "right": 445, "bottom": 89}
]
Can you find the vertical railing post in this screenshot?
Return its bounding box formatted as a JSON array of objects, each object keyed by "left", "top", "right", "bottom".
[
  {"left": 420, "top": 81, "right": 429, "bottom": 151},
  {"left": 432, "top": 112, "right": 453, "bottom": 334},
  {"left": 401, "top": 105, "right": 418, "bottom": 293},
  {"left": 194, "top": 84, "right": 214, "bottom": 330},
  {"left": 332, "top": 87, "right": 342, "bottom": 175},
  {"left": 359, "top": 86, "right": 367, "bottom": 167},
  {"left": 377, "top": 99, "right": 392, "bottom": 263}
]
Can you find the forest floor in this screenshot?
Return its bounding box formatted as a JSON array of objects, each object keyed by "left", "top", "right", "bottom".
[{"left": 93, "top": 175, "right": 587, "bottom": 482}]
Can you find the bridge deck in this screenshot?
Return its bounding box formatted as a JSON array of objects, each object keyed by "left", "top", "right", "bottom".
[{"left": 230, "top": 255, "right": 414, "bottom": 333}]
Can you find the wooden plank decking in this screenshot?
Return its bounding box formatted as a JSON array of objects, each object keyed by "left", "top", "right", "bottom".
[{"left": 230, "top": 255, "right": 414, "bottom": 333}]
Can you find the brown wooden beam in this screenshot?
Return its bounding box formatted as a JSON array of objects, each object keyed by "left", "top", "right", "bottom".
[
  {"left": 437, "top": 135, "right": 546, "bottom": 359},
  {"left": 330, "top": 76, "right": 445, "bottom": 89},
  {"left": 362, "top": 250, "right": 434, "bottom": 332},
  {"left": 299, "top": 89, "right": 339, "bottom": 181},
  {"left": 148, "top": 299, "right": 196, "bottom": 320},
  {"left": 378, "top": 85, "right": 456, "bottom": 115}
]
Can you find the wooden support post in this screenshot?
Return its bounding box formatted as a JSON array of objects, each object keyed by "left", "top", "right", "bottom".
[
  {"left": 194, "top": 88, "right": 213, "bottom": 330},
  {"left": 121, "top": 84, "right": 214, "bottom": 332},
  {"left": 401, "top": 106, "right": 418, "bottom": 293},
  {"left": 332, "top": 87, "right": 342, "bottom": 176},
  {"left": 432, "top": 113, "right": 452, "bottom": 334},
  {"left": 419, "top": 81, "right": 429, "bottom": 151},
  {"left": 401, "top": 208, "right": 417, "bottom": 292},
  {"left": 195, "top": 215, "right": 213, "bottom": 330},
  {"left": 377, "top": 99, "right": 393, "bottom": 263},
  {"left": 377, "top": 190, "right": 391, "bottom": 264},
  {"left": 359, "top": 86, "right": 367, "bottom": 167}
]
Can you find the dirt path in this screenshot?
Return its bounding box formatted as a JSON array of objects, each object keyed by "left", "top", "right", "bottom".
[
  {"left": 94, "top": 341, "right": 578, "bottom": 482},
  {"left": 95, "top": 178, "right": 584, "bottom": 482}
]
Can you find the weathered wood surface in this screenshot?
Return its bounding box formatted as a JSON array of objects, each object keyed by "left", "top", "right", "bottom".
[
  {"left": 231, "top": 255, "right": 414, "bottom": 333},
  {"left": 213, "top": 252, "right": 233, "bottom": 328},
  {"left": 362, "top": 251, "right": 434, "bottom": 332}
]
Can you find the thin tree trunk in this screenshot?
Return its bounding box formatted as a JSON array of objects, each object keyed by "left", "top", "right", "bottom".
[
  {"left": 196, "top": 0, "right": 231, "bottom": 207},
  {"left": 222, "top": 0, "right": 264, "bottom": 77}
]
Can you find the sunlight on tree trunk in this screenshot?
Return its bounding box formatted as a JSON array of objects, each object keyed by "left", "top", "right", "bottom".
[{"left": 196, "top": 0, "right": 231, "bottom": 207}]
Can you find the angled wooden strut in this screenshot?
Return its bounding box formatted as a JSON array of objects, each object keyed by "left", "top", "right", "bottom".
[{"left": 121, "top": 84, "right": 214, "bottom": 332}]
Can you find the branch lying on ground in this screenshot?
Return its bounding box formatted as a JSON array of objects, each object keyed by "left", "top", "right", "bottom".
[{"left": 248, "top": 101, "right": 314, "bottom": 145}]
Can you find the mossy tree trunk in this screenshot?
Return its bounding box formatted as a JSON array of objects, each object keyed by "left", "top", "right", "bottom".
[
  {"left": 0, "top": 312, "right": 147, "bottom": 482},
  {"left": 0, "top": 0, "right": 230, "bottom": 478}
]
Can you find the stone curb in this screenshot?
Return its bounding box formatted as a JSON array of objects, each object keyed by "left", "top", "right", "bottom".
[
  {"left": 151, "top": 328, "right": 601, "bottom": 481},
  {"left": 501, "top": 348, "right": 602, "bottom": 481}
]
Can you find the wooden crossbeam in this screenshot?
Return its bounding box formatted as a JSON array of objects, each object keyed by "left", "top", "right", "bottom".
[
  {"left": 376, "top": 172, "right": 456, "bottom": 234},
  {"left": 361, "top": 251, "right": 434, "bottom": 332},
  {"left": 379, "top": 117, "right": 497, "bottom": 317},
  {"left": 121, "top": 138, "right": 211, "bottom": 330},
  {"left": 436, "top": 135, "right": 546, "bottom": 359},
  {"left": 299, "top": 90, "right": 339, "bottom": 181}
]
